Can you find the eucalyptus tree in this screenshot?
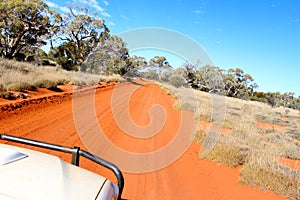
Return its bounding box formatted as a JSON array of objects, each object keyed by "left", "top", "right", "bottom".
[
  {"left": 126, "top": 55, "right": 147, "bottom": 69},
  {"left": 58, "top": 1, "right": 107, "bottom": 65},
  {"left": 149, "top": 56, "right": 168, "bottom": 68},
  {"left": 197, "top": 65, "right": 225, "bottom": 94},
  {"left": 0, "top": 0, "right": 61, "bottom": 59},
  {"left": 224, "top": 68, "right": 257, "bottom": 99},
  {"left": 148, "top": 56, "right": 173, "bottom": 81},
  {"left": 180, "top": 61, "right": 200, "bottom": 88},
  {"left": 85, "top": 34, "right": 129, "bottom": 74},
  {"left": 123, "top": 55, "right": 148, "bottom": 77}
]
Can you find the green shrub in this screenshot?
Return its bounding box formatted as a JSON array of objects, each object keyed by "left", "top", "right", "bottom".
[
  {"left": 7, "top": 82, "right": 36, "bottom": 91},
  {"left": 0, "top": 83, "right": 6, "bottom": 92},
  {"left": 168, "top": 74, "right": 186, "bottom": 88},
  {"left": 14, "top": 52, "right": 26, "bottom": 61},
  {"left": 56, "top": 78, "right": 67, "bottom": 85},
  {"left": 26, "top": 55, "right": 35, "bottom": 62},
  {"left": 105, "top": 76, "right": 122, "bottom": 83},
  {"left": 33, "top": 79, "right": 57, "bottom": 90},
  {"left": 7, "top": 83, "right": 23, "bottom": 91},
  {"left": 68, "top": 80, "right": 81, "bottom": 86},
  {"left": 41, "top": 59, "right": 56, "bottom": 66}
]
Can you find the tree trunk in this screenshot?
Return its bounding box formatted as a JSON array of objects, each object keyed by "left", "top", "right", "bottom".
[
  {"left": 6, "top": 27, "right": 27, "bottom": 59},
  {"left": 76, "top": 38, "right": 84, "bottom": 64}
]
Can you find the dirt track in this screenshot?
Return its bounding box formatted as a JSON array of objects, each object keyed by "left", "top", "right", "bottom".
[{"left": 0, "top": 81, "right": 285, "bottom": 200}]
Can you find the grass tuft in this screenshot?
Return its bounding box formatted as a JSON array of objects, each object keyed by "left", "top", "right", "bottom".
[
  {"left": 7, "top": 82, "right": 36, "bottom": 91},
  {"left": 204, "top": 142, "right": 250, "bottom": 167},
  {"left": 240, "top": 156, "right": 300, "bottom": 199},
  {"left": 33, "top": 79, "right": 58, "bottom": 90}
]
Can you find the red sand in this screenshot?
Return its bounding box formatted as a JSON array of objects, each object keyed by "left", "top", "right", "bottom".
[
  {"left": 199, "top": 121, "right": 231, "bottom": 136},
  {"left": 277, "top": 157, "right": 300, "bottom": 171},
  {"left": 255, "top": 121, "right": 286, "bottom": 130},
  {"left": 0, "top": 81, "right": 285, "bottom": 200},
  {"left": 280, "top": 116, "right": 289, "bottom": 121}
]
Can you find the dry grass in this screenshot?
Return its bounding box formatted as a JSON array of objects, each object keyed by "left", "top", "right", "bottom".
[
  {"left": 0, "top": 59, "right": 124, "bottom": 96},
  {"left": 240, "top": 153, "right": 300, "bottom": 200},
  {"left": 2, "top": 60, "right": 299, "bottom": 198},
  {"left": 204, "top": 139, "right": 250, "bottom": 167},
  {"left": 7, "top": 82, "right": 37, "bottom": 91},
  {"left": 163, "top": 83, "right": 300, "bottom": 199},
  {"left": 138, "top": 78, "right": 300, "bottom": 199},
  {"left": 157, "top": 82, "right": 199, "bottom": 113}
]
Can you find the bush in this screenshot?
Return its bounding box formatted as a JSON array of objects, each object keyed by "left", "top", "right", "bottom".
[
  {"left": 56, "top": 78, "right": 67, "bottom": 85},
  {"left": 69, "top": 80, "right": 83, "bottom": 86},
  {"left": 14, "top": 52, "right": 26, "bottom": 61},
  {"left": 41, "top": 59, "right": 56, "bottom": 66},
  {"left": 26, "top": 55, "right": 35, "bottom": 62},
  {"left": 33, "top": 79, "right": 57, "bottom": 90},
  {"left": 168, "top": 74, "right": 186, "bottom": 88},
  {"left": 142, "top": 70, "right": 159, "bottom": 80},
  {"left": 7, "top": 82, "right": 36, "bottom": 91},
  {"left": 204, "top": 142, "right": 250, "bottom": 167},
  {"left": 0, "top": 83, "right": 6, "bottom": 92}
]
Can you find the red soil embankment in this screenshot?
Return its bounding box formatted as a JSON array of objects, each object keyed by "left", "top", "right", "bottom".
[{"left": 0, "top": 81, "right": 285, "bottom": 200}]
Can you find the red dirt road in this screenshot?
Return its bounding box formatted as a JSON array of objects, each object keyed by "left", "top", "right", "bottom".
[{"left": 0, "top": 81, "right": 285, "bottom": 199}]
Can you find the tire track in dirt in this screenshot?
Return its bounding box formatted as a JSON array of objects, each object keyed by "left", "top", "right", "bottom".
[{"left": 0, "top": 81, "right": 285, "bottom": 200}]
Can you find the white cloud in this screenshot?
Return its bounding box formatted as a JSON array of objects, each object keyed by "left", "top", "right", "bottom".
[
  {"left": 79, "top": 0, "right": 97, "bottom": 5},
  {"left": 101, "top": 11, "right": 111, "bottom": 17},
  {"left": 89, "top": 0, "right": 98, "bottom": 4},
  {"left": 121, "top": 14, "right": 129, "bottom": 21},
  {"left": 103, "top": 1, "right": 109, "bottom": 6},
  {"left": 83, "top": 0, "right": 111, "bottom": 18},
  {"left": 44, "top": 0, "right": 59, "bottom": 8},
  {"left": 194, "top": 9, "right": 205, "bottom": 15},
  {"left": 58, "top": 0, "right": 111, "bottom": 18},
  {"left": 60, "top": 6, "right": 70, "bottom": 13},
  {"left": 94, "top": 4, "right": 104, "bottom": 12},
  {"left": 78, "top": 0, "right": 90, "bottom": 6},
  {"left": 107, "top": 21, "right": 115, "bottom": 26}
]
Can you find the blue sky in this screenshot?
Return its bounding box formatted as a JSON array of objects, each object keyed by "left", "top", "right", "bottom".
[{"left": 45, "top": 0, "right": 300, "bottom": 96}]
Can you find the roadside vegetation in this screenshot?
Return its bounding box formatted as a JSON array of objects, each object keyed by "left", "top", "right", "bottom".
[
  {"left": 0, "top": 59, "right": 122, "bottom": 99},
  {"left": 1, "top": 0, "right": 300, "bottom": 199},
  {"left": 189, "top": 89, "right": 300, "bottom": 199},
  {"left": 158, "top": 82, "right": 300, "bottom": 199},
  {"left": 1, "top": 0, "right": 299, "bottom": 109}
]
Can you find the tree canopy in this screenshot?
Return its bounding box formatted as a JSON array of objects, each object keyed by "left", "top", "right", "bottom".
[
  {"left": 0, "top": 0, "right": 299, "bottom": 110},
  {"left": 85, "top": 34, "right": 129, "bottom": 74},
  {"left": 0, "top": 0, "right": 61, "bottom": 59},
  {"left": 57, "top": 1, "right": 107, "bottom": 64}
]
